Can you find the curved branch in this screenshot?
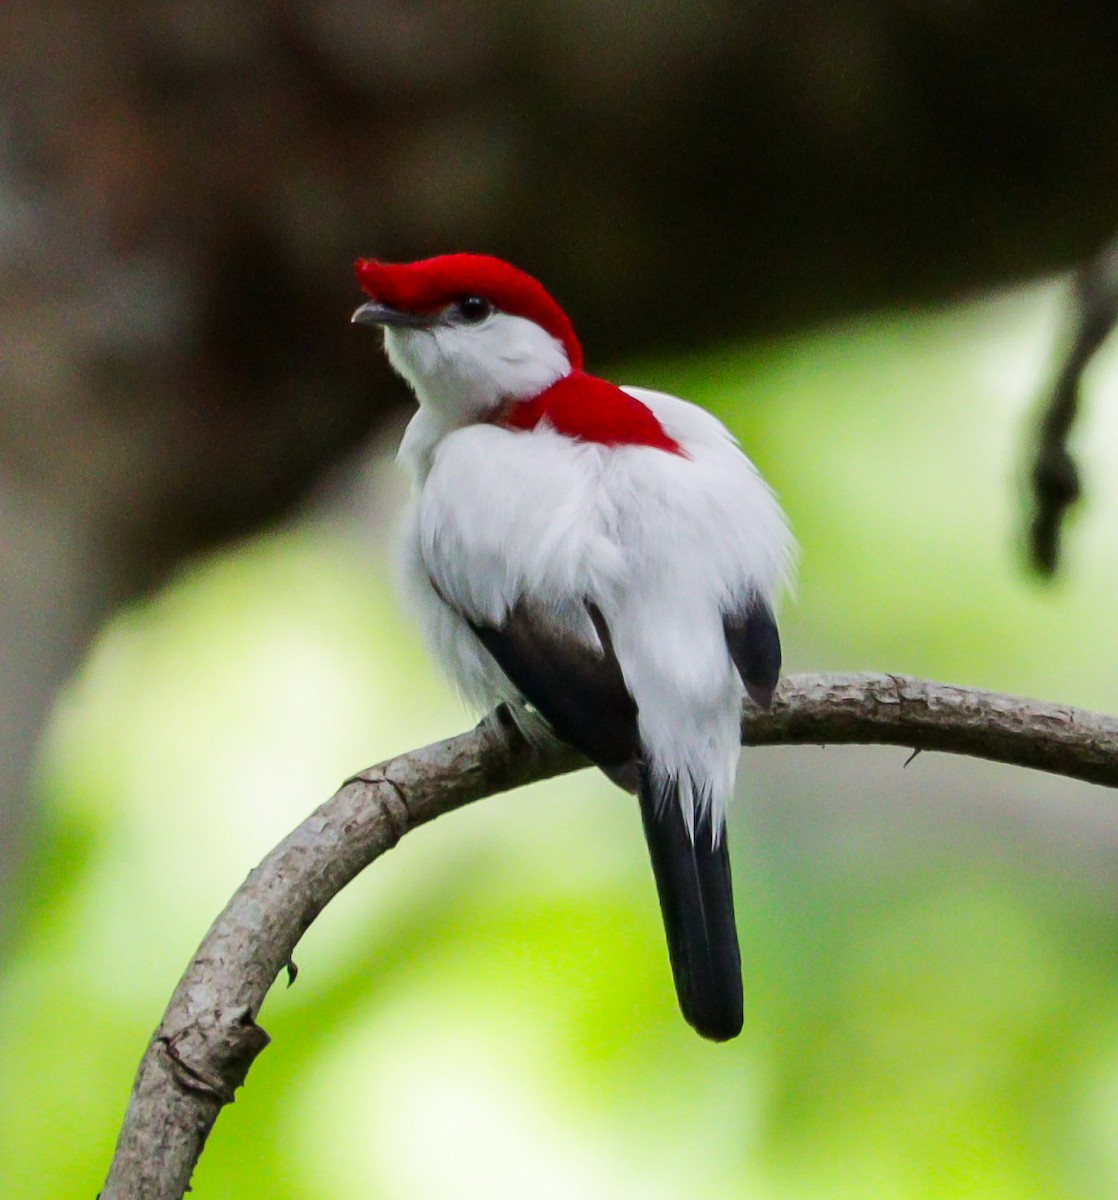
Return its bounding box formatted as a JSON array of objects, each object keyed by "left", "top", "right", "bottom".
[
  {"left": 750, "top": 673, "right": 1118, "bottom": 785},
  {"left": 100, "top": 672, "right": 1118, "bottom": 1198}
]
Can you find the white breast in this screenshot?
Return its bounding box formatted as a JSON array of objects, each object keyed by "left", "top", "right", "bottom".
[{"left": 396, "top": 386, "right": 796, "bottom": 827}]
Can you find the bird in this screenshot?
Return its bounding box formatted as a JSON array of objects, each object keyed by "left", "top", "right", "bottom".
[{"left": 352, "top": 253, "right": 794, "bottom": 1041}]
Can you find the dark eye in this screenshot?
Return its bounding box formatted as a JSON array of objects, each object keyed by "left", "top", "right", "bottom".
[{"left": 455, "top": 295, "right": 492, "bottom": 323}]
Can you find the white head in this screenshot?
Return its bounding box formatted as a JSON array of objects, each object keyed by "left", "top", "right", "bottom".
[{"left": 352, "top": 254, "right": 582, "bottom": 423}]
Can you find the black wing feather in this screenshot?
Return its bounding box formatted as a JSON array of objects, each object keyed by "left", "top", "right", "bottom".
[
  {"left": 724, "top": 597, "right": 782, "bottom": 709},
  {"left": 466, "top": 599, "right": 639, "bottom": 770},
  {"left": 465, "top": 592, "right": 744, "bottom": 1042}
]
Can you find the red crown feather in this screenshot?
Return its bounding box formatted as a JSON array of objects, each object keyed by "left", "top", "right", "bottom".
[{"left": 355, "top": 253, "right": 584, "bottom": 370}]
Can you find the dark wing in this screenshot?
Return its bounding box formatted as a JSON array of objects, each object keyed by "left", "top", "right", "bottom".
[
  {"left": 468, "top": 592, "right": 744, "bottom": 1042},
  {"left": 724, "top": 596, "right": 782, "bottom": 709},
  {"left": 465, "top": 598, "right": 639, "bottom": 772}
]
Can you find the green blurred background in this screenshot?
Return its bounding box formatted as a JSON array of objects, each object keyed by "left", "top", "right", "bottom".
[
  {"left": 10, "top": 284, "right": 1118, "bottom": 1198},
  {"left": 4, "top": 4, "right": 1118, "bottom": 1198}
]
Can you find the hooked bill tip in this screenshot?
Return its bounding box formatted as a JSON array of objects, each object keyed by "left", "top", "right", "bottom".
[{"left": 351, "top": 299, "right": 387, "bottom": 327}]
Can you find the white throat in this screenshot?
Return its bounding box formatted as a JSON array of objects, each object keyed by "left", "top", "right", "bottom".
[
  {"left": 385, "top": 312, "right": 570, "bottom": 418},
  {"left": 388, "top": 311, "right": 572, "bottom": 484}
]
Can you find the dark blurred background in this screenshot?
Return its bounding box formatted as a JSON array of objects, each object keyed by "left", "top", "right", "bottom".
[{"left": 5, "top": 4, "right": 1118, "bottom": 1198}]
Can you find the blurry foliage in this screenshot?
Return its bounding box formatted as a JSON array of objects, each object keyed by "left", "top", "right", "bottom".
[{"left": 6, "top": 286, "right": 1118, "bottom": 1199}]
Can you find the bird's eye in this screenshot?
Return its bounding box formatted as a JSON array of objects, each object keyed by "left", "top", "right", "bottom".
[{"left": 455, "top": 295, "right": 492, "bottom": 324}]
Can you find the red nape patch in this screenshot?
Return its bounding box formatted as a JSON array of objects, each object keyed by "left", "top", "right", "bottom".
[
  {"left": 499, "top": 372, "right": 684, "bottom": 454},
  {"left": 355, "top": 253, "right": 583, "bottom": 370}
]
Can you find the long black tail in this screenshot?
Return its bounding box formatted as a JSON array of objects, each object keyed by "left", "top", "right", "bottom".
[{"left": 638, "top": 767, "right": 743, "bottom": 1041}]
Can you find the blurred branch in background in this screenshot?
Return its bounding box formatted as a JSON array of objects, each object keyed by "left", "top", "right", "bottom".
[
  {"left": 5, "top": 0, "right": 1118, "bottom": 934},
  {"left": 1027, "top": 233, "right": 1118, "bottom": 575},
  {"left": 101, "top": 673, "right": 1118, "bottom": 1200}
]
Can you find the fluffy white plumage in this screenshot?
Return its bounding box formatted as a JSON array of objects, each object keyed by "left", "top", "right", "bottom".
[{"left": 391, "top": 320, "right": 794, "bottom": 836}]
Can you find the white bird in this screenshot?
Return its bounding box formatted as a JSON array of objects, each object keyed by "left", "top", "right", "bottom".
[{"left": 353, "top": 254, "right": 795, "bottom": 1040}]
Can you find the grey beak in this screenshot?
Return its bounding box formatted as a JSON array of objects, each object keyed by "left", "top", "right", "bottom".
[{"left": 351, "top": 300, "right": 431, "bottom": 329}]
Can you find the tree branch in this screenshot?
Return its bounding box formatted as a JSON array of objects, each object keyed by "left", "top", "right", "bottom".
[
  {"left": 100, "top": 672, "right": 1118, "bottom": 1198},
  {"left": 1027, "top": 232, "right": 1118, "bottom": 575}
]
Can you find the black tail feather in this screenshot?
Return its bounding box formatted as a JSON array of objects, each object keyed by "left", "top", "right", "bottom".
[{"left": 637, "top": 768, "right": 743, "bottom": 1041}]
